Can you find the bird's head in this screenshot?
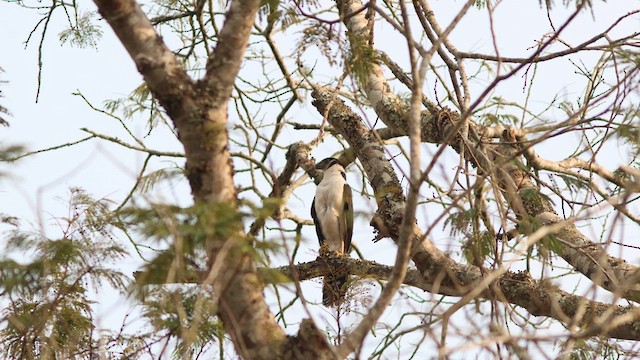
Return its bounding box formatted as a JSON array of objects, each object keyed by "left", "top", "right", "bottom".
[
  {"left": 314, "top": 157, "right": 344, "bottom": 184},
  {"left": 315, "top": 157, "right": 341, "bottom": 171}
]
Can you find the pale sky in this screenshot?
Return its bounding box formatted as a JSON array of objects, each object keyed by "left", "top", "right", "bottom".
[{"left": 1, "top": 1, "right": 639, "bottom": 357}]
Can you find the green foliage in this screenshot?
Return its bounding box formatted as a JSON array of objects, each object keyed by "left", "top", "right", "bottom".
[
  {"left": 475, "top": 0, "right": 487, "bottom": 8},
  {"left": 103, "top": 83, "right": 169, "bottom": 133},
  {"left": 120, "top": 199, "right": 277, "bottom": 357},
  {"left": 519, "top": 187, "right": 554, "bottom": 215},
  {"left": 445, "top": 208, "right": 475, "bottom": 236},
  {"left": 124, "top": 201, "right": 251, "bottom": 289},
  {"left": 555, "top": 174, "right": 590, "bottom": 193},
  {"left": 0, "top": 189, "right": 128, "bottom": 358},
  {"left": 121, "top": 201, "right": 243, "bottom": 247},
  {"left": 480, "top": 112, "right": 520, "bottom": 127},
  {"left": 462, "top": 231, "right": 496, "bottom": 265},
  {"left": 446, "top": 208, "right": 496, "bottom": 265},
  {"left": 259, "top": 267, "right": 291, "bottom": 285},
  {"left": 266, "top": 0, "right": 320, "bottom": 31},
  {"left": 258, "top": 0, "right": 281, "bottom": 22},
  {"left": 0, "top": 145, "right": 25, "bottom": 178},
  {"left": 616, "top": 123, "right": 640, "bottom": 147},
  {"left": 142, "top": 287, "right": 224, "bottom": 359},
  {"left": 539, "top": 234, "right": 563, "bottom": 257},
  {"left": 547, "top": 173, "right": 591, "bottom": 210},
  {"left": 135, "top": 167, "right": 184, "bottom": 195},
  {"left": 58, "top": 11, "right": 103, "bottom": 48},
  {"left": 345, "top": 32, "right": 378, "bottom": 88},
  {"left": 537, "top": 0, "right": 599, "bottom": 10},
  {"left": 135, "top": 247, "right": 201, "bottom": 286},
  {"left": 247, "top": 196, "right": 283, "bottom": 221},
  {"left": 479, "top": 101, "right": 521, "bottom": 127},
  {"left": 0, "top": 259, "right": 44, "bottom": 296},
  {"left": 2, "top": 297, "right": 93, "bottom": 359},
  {"left": 296, "top": 22, "right": 345, "bottom": 68},
  {"left": 615, "top": 107, "right": 640, "bottom": 153},
  {"left": 558, "top": 101, "right": 576, "bottom": 117},
  {"left": 518, "top": 215, "right": 563, "bottom": 269},
  {"left": 122, "top": 204, "right": 207, "bottom": 288},
  {"left": 558, "top": 337, "right": 625, "bottom": 360}
]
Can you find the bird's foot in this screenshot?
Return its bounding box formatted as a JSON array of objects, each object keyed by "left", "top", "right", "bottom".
[{"left": 318, "top": 244, "right": 343, "bottom": 258}]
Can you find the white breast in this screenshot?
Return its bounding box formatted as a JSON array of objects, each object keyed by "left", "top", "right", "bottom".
[{"left": 314, "top": 166, "right": 346, "bottom": 252}]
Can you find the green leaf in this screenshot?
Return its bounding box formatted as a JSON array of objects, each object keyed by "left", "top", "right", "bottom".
[{"left": 58, "top": 11, "right": 103, "bottom": 48}]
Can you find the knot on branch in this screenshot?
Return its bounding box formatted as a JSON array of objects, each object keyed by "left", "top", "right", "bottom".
[
  {"left": 433, "top": 107, "right": 468, "bottom": 158},
  {"left": 499, "top": 271, "right": 550, "bottom": 316},
  {"left": 370, "top": 213, "right": 391, "bottom": 242},
  {"left": 518, "top": 187, "right": 555, "bottom": 216},
  {"left": 310, "top": 87, "right": 338, "bottom": 114},
  {"left": 275, "top": 142, "right": 313, "bottom": 194},
  {"left": 489, "top": 127, "right": 534, "bottom": 192},
  {"left": 282, "top": 319, "right": 332, "bottom": 360},
  {"left": 318, "top": 246, "right": 355, "bottom": 279}
]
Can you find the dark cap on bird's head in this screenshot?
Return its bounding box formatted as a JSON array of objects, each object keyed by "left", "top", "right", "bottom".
[{"left": 315, "top": 157, "right": 341, "bottom": 170}]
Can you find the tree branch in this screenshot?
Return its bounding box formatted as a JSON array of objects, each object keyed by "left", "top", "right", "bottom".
[
  {"left": 202, "top": 0, "right": 260, "bottom": 103},
  {"left": 91, "top": 1, "right": 298, "bottom": 358},
  {"left": 333, "top": 45, "right": 640, "bottom": 303},
  {"left": 137, "top": 254, "right": 640, "bottom": 341}
]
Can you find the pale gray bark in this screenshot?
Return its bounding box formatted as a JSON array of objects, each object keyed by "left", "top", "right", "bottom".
[
  {"left": 335, "top": 0, "right": 640, "bottom": 304},
  {"left": 92, "top": 0, "right": 640, "bottom": 357}
]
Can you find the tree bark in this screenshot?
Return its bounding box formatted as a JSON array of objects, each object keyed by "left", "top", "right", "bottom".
[
  {"left": 311, "top": 86, "right": 640, "bottom": 343},
  {"left": 335, "top": 0, "right": 640, "bottom": 303},
  {"left": 92, "top": 0, "right": 299, "bottom": 358},
  {"left": 92, "top": 0, "right": 640, "bottom": 356}
]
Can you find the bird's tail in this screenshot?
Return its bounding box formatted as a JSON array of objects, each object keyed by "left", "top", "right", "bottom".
[{"left": 323, "top": 275, "right": 348, "bottom": 307}]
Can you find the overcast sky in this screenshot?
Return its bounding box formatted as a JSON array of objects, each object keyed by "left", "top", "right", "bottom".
[{"left": 1, "top": 1, "right": 639, "bottom": 357}]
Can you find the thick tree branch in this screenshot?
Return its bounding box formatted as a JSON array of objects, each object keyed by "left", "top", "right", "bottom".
[
  {"left": 137, "top": 254, "right": 640, "bottom": 341},
  {"left": 92, "top": 1, "right": 305, "bottom": 358},
  {"left": 337, "top": 34, "right": 640, "bottom": 302},
  {"left": 313, "top": 3, "right": 640, "bottom": 352},
  {"left": 202, "top": 0, "right": 260, "bottom": 103},
  {"left": 311, "top": 86, "right": 468, "bottom": 294},
  {"left": 336, "top": 0, "right": 411, "bottom": 133},
  {"left": 310, "top": 85, "right": 640, "bottom": 350},
  {"left": 92, "top": 0, "right": 196, "bottom": 119},
  {"left": 420, "top": 111, "right": 640, "bottom": 301},
  {"left": 337, "top": 2, "right": 429, "bottom": 354}
]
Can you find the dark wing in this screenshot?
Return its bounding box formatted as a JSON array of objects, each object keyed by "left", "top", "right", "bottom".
[
  {"left": 311, "top": 197, "right": 325, "bottom": 246},
  {"left": 342, "top": 184, "right": 353, "bottom": 253}
]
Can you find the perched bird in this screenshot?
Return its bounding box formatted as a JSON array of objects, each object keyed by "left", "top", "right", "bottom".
[{"left": 311, "top": 157, "right": 354, "bottom": 306}]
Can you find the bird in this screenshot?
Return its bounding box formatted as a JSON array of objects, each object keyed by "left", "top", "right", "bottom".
[{"left": 311, "top": 157, "right": 354, "bottom": 307}]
